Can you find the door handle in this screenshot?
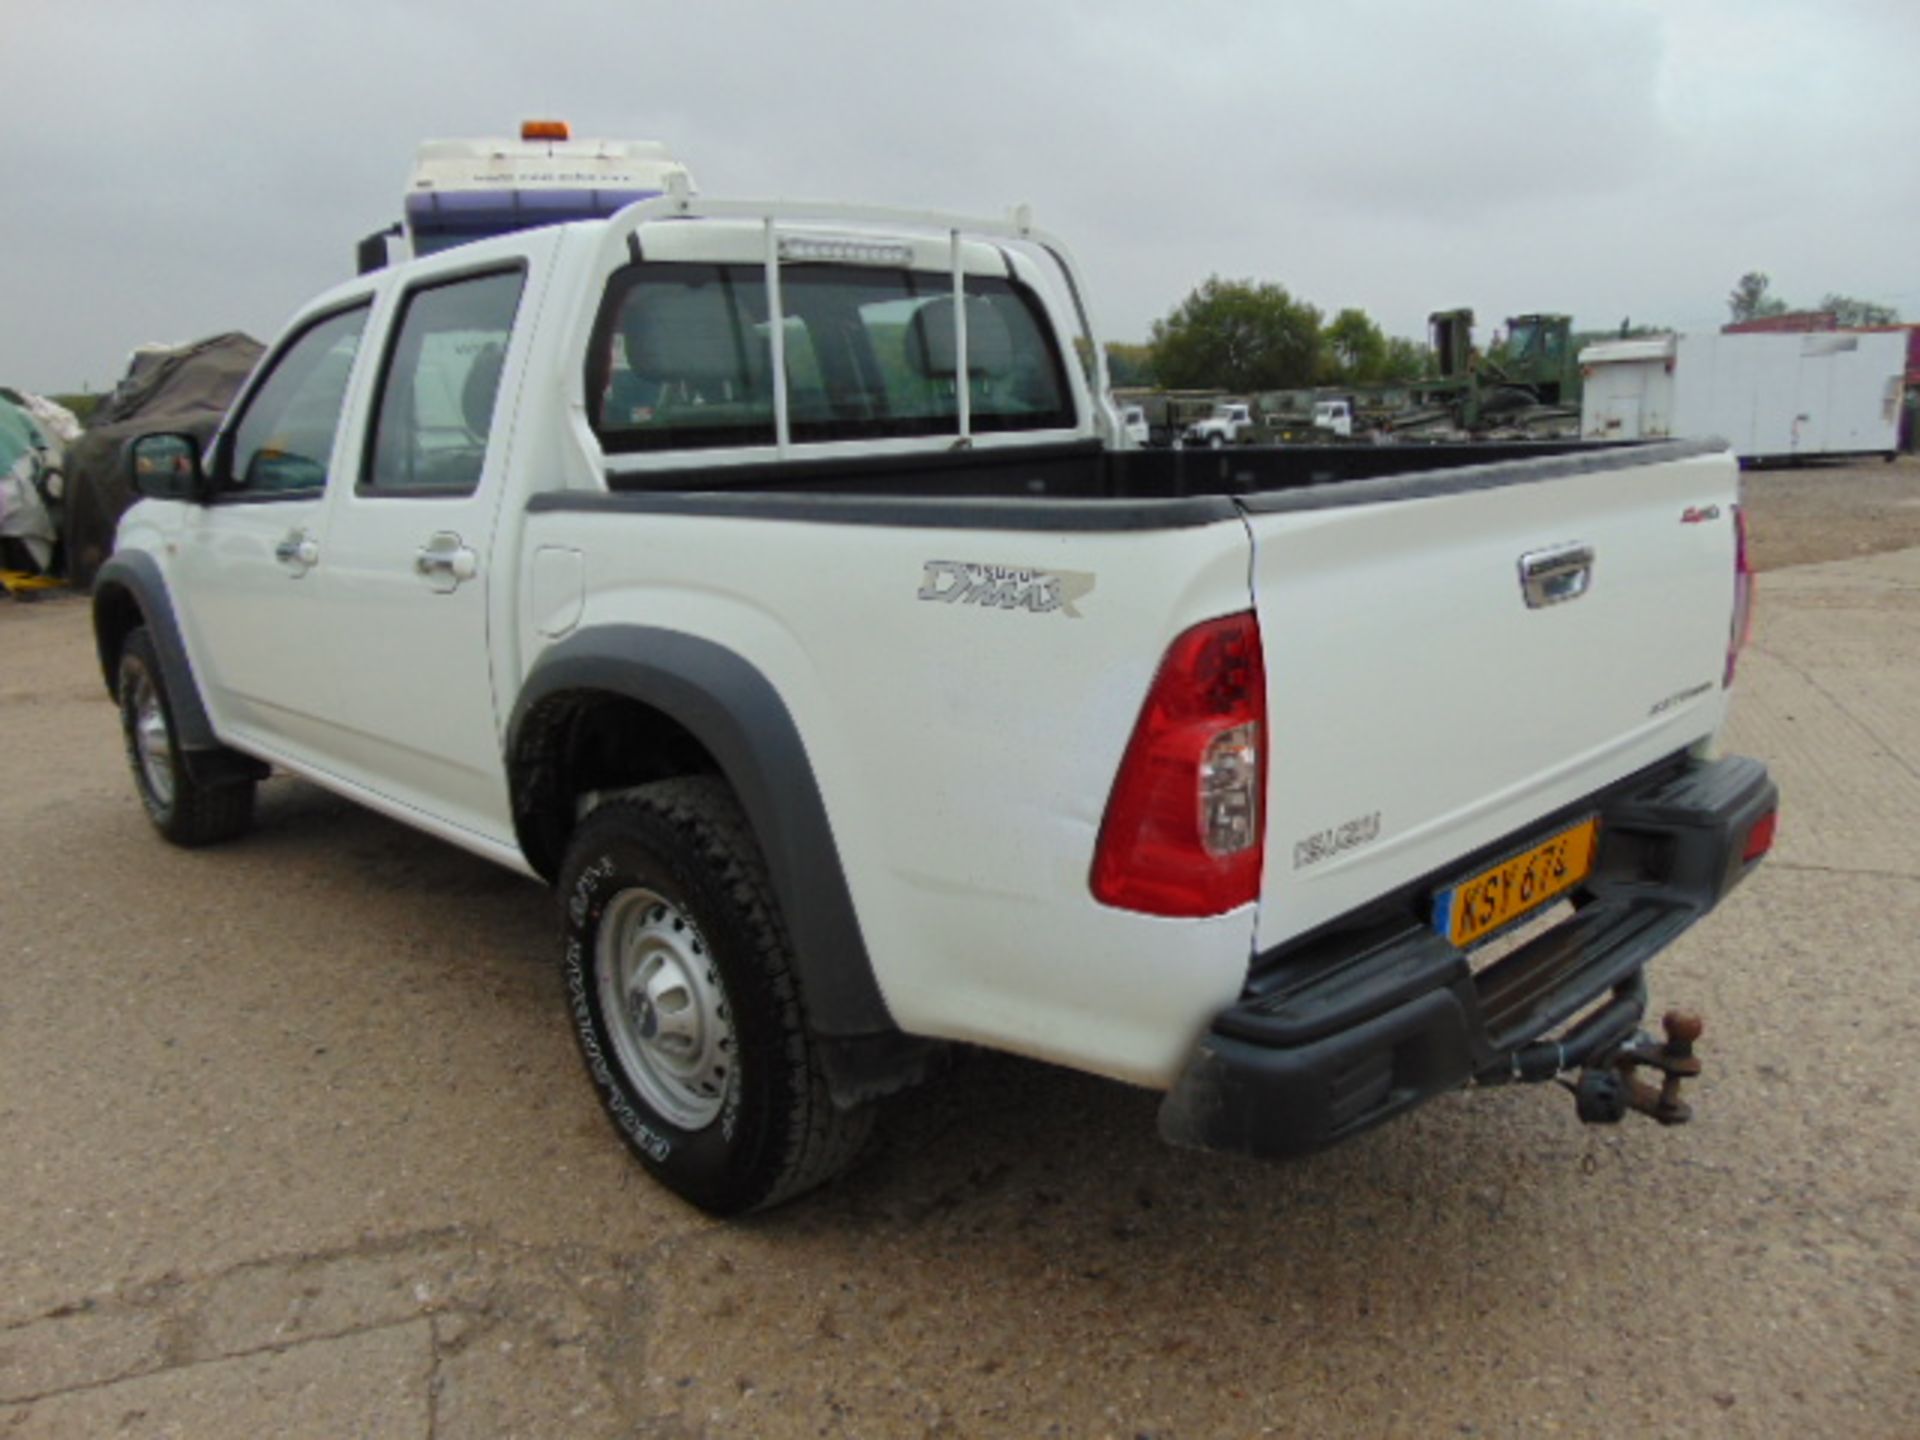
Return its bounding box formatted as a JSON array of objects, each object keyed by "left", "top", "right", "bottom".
[
  {"left": 415, "top": 532, "right": 478, "bottom": 591},
  {"left": 1518, "top": 543, "right": 1593, "bottom": 608},
  {"left": 274, "top": 531, "right": 319, "bottom": 570}
]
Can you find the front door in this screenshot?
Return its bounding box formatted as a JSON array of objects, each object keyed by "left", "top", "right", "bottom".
[{"left": 169, "top": 303, "right": 372, "bottom": 761}]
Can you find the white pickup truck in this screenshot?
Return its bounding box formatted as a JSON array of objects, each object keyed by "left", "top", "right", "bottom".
[{"left": 95, "top": 192, "right": 1777, "bottom": 1215}]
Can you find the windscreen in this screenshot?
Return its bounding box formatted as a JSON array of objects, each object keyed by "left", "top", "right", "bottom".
[{"left": 592, "top": 262, "right": 1075, "bottom": 451}]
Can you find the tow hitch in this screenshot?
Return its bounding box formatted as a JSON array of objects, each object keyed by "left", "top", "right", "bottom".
[
  {"left": 1568, "top": 1010, "right": 1704, "bottom": 1127},
  {"left": 1477, "top": 976, "right": 1706, "bottom": 1130}
]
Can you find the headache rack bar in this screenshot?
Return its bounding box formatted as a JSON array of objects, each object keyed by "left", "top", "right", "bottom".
[{"left": 583, "top": 176, "right": 1117, "bottom": 455}]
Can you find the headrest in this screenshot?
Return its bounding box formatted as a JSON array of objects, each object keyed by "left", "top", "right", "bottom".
[
  {"left": 622, "top": 283, "right": 765, "bottom": 386},
  {"left": 904, "top": 297, "right": 1016, "bottom": 380},
  {"left": 461, "top": 342, "right": 504, "bottom": 436}
]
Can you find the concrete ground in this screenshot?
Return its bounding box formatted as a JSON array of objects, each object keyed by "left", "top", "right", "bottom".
[{"left": 2, "top": 547, "right": 1916, "bottom": 1438}]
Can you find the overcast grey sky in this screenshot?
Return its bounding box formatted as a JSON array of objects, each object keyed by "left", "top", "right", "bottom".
[{"left": 3, "top": 0, "right": 1915, "bottom": 393}]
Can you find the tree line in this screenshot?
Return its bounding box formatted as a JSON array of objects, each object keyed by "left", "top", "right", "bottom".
[
  {"left": 1112, "top": 271, "right": 1907, "bottom": 395},
  {"left": 1727, "top": 272, "right": 1898, "bottom": 327},
  {"left": 1110, "top": 277, "right": 1430, "bottom": 392}
]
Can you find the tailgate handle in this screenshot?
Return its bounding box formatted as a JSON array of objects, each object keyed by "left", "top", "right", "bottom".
[{"left": 1519, "top": 544, "right": 1594, "bottom": 608}]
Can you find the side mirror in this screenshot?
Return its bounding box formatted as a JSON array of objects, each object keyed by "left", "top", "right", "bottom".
[
  {"left": 356, "top": 223, "right": 402, "bottom": 275},
  {"left": 129, "top": 432, "right": 210, "bottom": 503}
]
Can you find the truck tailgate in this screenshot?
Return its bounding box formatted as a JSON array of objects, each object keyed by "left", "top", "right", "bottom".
[{"left": 1243, "top": 446, "right": 1741, "bottom": 953}]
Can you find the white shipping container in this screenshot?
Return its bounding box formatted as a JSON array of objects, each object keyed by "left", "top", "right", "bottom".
[
  {"left": 1675, "top": 331, "right": 1903, "bottom": 461},
  {"left": 1581, "top": 331, "right": 1904, "bottom": 461}
]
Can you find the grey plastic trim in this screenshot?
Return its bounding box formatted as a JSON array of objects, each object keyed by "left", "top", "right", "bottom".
[
  {"left": 507, "top": 625, "right": 894, "bottom": 1039},
  {"left": 1232, "top": 438, "right": 1728, "bottom": 517},
  {"left": 532, "top": 439, "right": 1727, "bottom": 531},
  {"left": 528, "top": 488, "right": 1239, "bottom": 532},
  {"left": 91, "top": 552, "right": 219, "bottom": 751}
]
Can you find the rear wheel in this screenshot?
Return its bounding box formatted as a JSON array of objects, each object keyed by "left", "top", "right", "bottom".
[
  {"left": 558, "top": 776, "right": 872, "bottom": 1214},
  {"left": 117, "top": 627, "right": 256, "bottom": 846}
]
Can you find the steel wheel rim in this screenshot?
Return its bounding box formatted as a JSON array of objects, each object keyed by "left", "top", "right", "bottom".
[
  {"left": 128, "top": 664, "right": 175, "bottom": 808},
  {"left": 595, "top": 887, "right": 735, "bottom": 1131}
]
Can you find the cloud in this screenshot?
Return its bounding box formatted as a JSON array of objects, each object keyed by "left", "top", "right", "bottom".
[{"left": 1, "top": 0, "right": 1914, "bottom": 389}]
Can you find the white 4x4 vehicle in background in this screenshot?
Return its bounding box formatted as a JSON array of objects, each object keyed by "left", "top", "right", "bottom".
[
  {"left": 1182, "top": 400, "right": 1256, "bottom": 447},
  {"left": 95, "top": 191, "right": 1776, "bottom": 1214}
]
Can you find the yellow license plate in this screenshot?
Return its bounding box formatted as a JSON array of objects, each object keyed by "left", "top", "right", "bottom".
[{"left": 1433, "top": 817, "right": 1599, "bottom": 948}]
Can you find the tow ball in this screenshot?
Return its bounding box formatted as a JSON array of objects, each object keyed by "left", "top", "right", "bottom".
[{"left": 1568, "top": 1010, "right": 1704, "bottom": 1126}]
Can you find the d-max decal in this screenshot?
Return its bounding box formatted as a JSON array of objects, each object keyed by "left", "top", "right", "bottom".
[{"left": 917, "top": 560, "right": 1096, "bottom": 617}]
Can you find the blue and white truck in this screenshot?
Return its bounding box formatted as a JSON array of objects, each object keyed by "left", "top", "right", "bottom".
[{"left": 356, "top": 119, "right": 694, "bottom": 273}]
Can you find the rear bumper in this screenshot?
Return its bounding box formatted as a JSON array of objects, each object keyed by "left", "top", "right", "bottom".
[{"left": 1159, "top": 755, "right": 1777, "bottom": 1158}]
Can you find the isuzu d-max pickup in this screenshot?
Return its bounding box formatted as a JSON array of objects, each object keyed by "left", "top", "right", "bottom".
[{"left": 94, "top": 190, "right": 1777, "bottom": 1213}]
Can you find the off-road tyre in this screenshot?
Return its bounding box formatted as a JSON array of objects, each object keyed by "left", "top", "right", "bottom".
[
  {"left": 117, "top": 627, "right": 256, "bottom": 846},
  {"left": 557, "top": 776, "right": 873, "bottom": 1215}
]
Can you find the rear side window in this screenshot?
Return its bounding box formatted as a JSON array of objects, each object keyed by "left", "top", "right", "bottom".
[
  {"left": 225, "top": 305, "right": 369, "bottom": 495},
  {"left": 364, "top": 269, "right": 527, "bottom": 495},
  {"left": 592, "top": 262, "right": 1074, "bottom": 452}
]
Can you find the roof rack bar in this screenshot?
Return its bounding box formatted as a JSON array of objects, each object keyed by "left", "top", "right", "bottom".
[
  {"left": 950, "top": 228, "right": 970, "bottom": 445},
  {"left": 577, "top": 191, "right": 1122, "bottom": 449},
  {"left": 765, "top": 218, "right": 789, "bottom": 456}
]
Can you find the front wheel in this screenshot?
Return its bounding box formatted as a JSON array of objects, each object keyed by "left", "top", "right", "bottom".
[
  {"left": 117, "top": 627, "right": 255, "bottom": 846},
  {"left": 558, "top": 777, "right": 872, "bottom": 1214}
]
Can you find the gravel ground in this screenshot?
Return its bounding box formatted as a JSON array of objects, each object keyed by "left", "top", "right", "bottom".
[
  {"left": 1741, "top": 453, "right": 1920, "bottom": 571},
  {"left": 1, "top": 482, "right": 1916, "bottom": 1437}
]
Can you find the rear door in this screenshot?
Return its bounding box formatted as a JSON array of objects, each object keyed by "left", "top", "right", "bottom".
[
  {"left": 306, "top": 256, "right": 538, "bottom": 841},
  {"left": 1587, "top": 369, "right": 1643, "bottom": 439},
  {"left": 1242, "top": 447, "right": 1740, "bottom": 952}
]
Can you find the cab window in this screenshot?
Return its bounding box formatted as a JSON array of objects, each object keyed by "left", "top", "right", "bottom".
[
  {"left": 363, "top": 269, "right": 527, "bottom": 495},
  {"left": 592, "top": 262, "right": 1075, "bottom": 452},
  {"left": 596, "top": 264, "right": 776, "bottom": 452},
  {"left": 224, "top": 305, "right": 369, "bottom": 496}
]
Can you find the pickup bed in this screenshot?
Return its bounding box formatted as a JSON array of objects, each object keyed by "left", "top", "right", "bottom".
[{"left": 94, "top": 193, "right": 1777, "bottom": 1213}]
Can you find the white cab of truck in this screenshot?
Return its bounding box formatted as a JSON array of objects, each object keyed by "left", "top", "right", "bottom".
[
  {"left": 1313, "top": 398, "right": 1354, "bottom": 437},
  {"left": 356, "top": 119, "right": 693, "bottom": 274},
  {"left": 96, "top": 191, "right": 1778, "bottom": 1214},
  {"left": 1183, "top": 400, "right": 1255, "bottom": 447}
]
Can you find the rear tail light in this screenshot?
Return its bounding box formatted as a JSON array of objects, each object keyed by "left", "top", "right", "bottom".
[
  {"left": 1726, "top": 503, "right": 1754, "bottom": 686},
  {"left": 1742, "top": 809, "right": 1777, "bottom": 863},
  {"left": 1091, "top": 611, "right": 1266, "bottom": 917}
]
